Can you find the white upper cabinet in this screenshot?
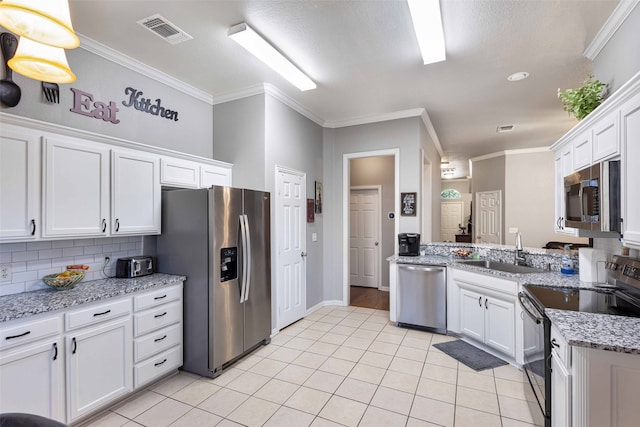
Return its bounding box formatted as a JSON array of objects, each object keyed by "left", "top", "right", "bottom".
[
  {"left": 572, "top": 130, "right": 592, "bottom": 171},
  {"left": 620, "top": 93, "right": 640, "bottom": 249},
  {"left": 553, "top": 146, "right": 579, "bottom": 236},
  {"left": 200, "top": 164, "right": 232, "bottom": 188},
  {"left": 0, "top": 125, "right": 40, "bottom": 241},
  {"left": 112, "top": 150, "right": 161, "bottom": 235},
  {"left": 592, "top": 110, "right": 620, "bottom": 162},
  {"left": 43, "top": 136, "right": 110, "bottom": 238},
  {"left": 160, "top": 157, "right": 199, "bottom": 189}
]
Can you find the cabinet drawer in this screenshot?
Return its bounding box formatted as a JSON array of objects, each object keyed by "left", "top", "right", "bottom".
[
  {"left": 134, "top": 301, "right": 181, "bottom": 337},
  {"left": 133, "top": 286, "right": 182, "bottom": 312},
  {"left": 66, "top": 298, "right": 131, "bottom": 331},
  {"left": 551, "top": 325, "right": 571, "bottom": 367},
  {"left": 134, "top": 323, "right": 182, "bottom": 363},
  {"left": 0, "top": 315, "right": 62, "bottom": 351},
  {"left": 134, "top": 345, "right": 181, "bottom": 388}
]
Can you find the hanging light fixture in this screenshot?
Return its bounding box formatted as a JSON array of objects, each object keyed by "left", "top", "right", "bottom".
[
  {"left": 0, "top": 0, "right": 80, "bottom": 48},
  {"left": 8, "top": 37, "right": 75, "bottom": 83}
]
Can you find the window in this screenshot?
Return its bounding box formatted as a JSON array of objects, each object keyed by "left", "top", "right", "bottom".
[{"left": 441, "top": 189, "right": 462, "bottom": 199}]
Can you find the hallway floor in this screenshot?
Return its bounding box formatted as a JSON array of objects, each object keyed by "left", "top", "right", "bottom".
[
  {"left": 82, "top": 305, "right": 542, "bottom": 427},
  {"left": 349, "top": 286, "right": 390, "bottom": 311}
]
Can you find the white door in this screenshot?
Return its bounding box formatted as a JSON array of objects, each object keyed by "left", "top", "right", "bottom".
[
  {"left": 349, "top": 189, "right": 380, "bottom": 288},
  {"left": 112, "top": 150, "right": 161, "bottom": 235},
  {"left": 476, "top": 190, "right": 502, "bottom": 244},
  {"left": 441, "top": 201, "right": 463, "bottom": 242},
  {"left": 276, "top": 168, "right": 306, "bottom": 329}
]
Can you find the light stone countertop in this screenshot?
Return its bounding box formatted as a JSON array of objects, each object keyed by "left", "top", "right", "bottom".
[
  {"left": 389, "top": 253, "right": 640, "bottom": 354},
  {"left": 0, "top": 273, "right": 186, "bottom": 323}
]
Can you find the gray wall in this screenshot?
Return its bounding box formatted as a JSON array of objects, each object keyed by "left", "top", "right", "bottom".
[
  {"left": 593, "top": 4, "right": 640, "bottom": 94},
  {"left": 264, "top": 95, "right": 324, "bottom": 311},
  {"left": 350, "top": 156, "right": 395, "bottom": 288},
  {"left": 212, "top": 94, "right": 266, "bottom": 190},
  {"left": 1, "top": 37, "right": 214, "bottom": 158},
  {"left": 322, "top": 117, "right": 441, "bottom": 302},
  {"left": 420, "top": 124, "right": 442, "bottom": 241}
]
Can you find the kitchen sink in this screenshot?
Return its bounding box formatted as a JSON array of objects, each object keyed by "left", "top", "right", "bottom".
[{"left": 459, "top": 260, "right": 546, "bottom": 274}]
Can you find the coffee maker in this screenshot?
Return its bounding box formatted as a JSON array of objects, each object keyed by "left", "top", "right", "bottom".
[{"left": 398, "top": 233, "right": 420, "bottom": 256}]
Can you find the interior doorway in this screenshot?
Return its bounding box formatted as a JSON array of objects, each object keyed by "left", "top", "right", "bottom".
[
  {"left": 344, "top": 150, "right": 399, "bottom": 310},
  {"left": 475, "top": 190, "right": 502, "bottom": 244},
  {"left": 441, "top": 201, "right": 464, "bottom": 242}
]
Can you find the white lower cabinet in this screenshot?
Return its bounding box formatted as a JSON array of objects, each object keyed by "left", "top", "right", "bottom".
[
  {"left": 551, "top": 350, "right": 571, "bottom": 427},
  {"left": 0, "top": 314, "right": 65, "bottom": 422},
  {"left": 132, "top": 286, "right": 183, "bottom": 388},
  {"left": 66, "top": 301, "right": 132, "bottom": 422},
  {"left": 448, "top": 268, "right": 519, "bottom": 362}
]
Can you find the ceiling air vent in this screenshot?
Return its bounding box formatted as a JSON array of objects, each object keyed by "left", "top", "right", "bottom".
[
  {"left": 497, "top": 125, "right": 515, "bottom": 133},
  {"left": 137, "top": 14, "right": 193, "bottom": 45}
]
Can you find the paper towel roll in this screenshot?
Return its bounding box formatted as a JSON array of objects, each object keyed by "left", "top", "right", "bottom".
[{"left": 579, "top": 248, "right": 607, "bottom": 283}]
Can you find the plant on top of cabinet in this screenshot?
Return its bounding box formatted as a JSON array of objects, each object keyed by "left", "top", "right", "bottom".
[{"left": 557, "top": 75, "right": 607, "bottom": 120}]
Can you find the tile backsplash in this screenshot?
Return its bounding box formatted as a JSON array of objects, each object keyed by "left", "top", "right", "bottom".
[{"left": 0, "top": 237, "right": 143, "bottom": 296}]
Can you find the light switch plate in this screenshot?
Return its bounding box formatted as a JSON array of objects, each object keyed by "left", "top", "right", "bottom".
[
  {"left": 508, "top": 227, "right": 519, "bottom": 234},
  {"left": 312, "top": 233, "right": 317, "bottom": 242}
]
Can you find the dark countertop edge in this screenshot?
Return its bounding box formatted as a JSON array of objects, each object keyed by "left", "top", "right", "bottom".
[{"left": 0, "top": 273, "right": 186, "bottom": 323}]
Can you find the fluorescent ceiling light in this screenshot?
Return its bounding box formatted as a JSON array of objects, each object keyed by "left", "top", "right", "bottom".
[
  {"left": 229, "top": 22, "right": 316, "bottom": 91},
  {"left": 407, "top": 0, "right": 446, "bottom": 65}
]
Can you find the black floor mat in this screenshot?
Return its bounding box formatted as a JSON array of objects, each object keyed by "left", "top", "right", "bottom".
[{"left": 433, "top": 339, "right": 508, "bottom": 371}]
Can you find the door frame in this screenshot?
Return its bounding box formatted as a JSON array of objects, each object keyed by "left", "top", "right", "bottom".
[
  {"left": 343, "top": 149, "right": 399, "bottom": 306},
  {"left": 274, "top": 165, "right": 307, "bottom": 331},
  {"left": 349, "top": 185, "right": 383, "bottom": 291}
]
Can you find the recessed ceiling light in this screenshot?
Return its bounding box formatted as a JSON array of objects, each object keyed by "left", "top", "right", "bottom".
[
  {"left": 507, "top": 72, "right": 529, "bottom": 82},
  {"left": 497, "top": 125, "right": 515, "bottom": 133}
]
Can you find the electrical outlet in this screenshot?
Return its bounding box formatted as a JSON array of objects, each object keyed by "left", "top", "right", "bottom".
[
  {"left": 103, "top": 254, "right": 111, "bottom": 264},
  {"left": 0, "top": 264, "right": 11, "bottom": 282}
]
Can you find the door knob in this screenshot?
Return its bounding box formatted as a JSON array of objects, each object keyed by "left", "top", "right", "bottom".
[
  {"left": 374, "top": 241, "right": 379, "bottom": 246},
  {"left": 301, "top": 252, "right": 307, "bottom": 258}
]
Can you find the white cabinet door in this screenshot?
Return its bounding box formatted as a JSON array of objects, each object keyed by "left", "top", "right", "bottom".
[
  {"left": 551, "top": 351, "right": 571, "bottom": 427},
  {"left": 160, "top": 157, "right": 199, "bottom": 189},
  {"left": 553, "top": 145, "right": 579, "bottom": 236},
  {"left": 66, "top": 317, "right": 132, "bottom": 422},
  {"left": 592, "top": 110, "right": 619, "bottom": 162},
  {"left": 0, "top": 126, "right": 40, "bottom": 241},
  {"left": 200, "top": 164, "right": 232, "bottom": 188},
  {"left": 484, "top": 296, "right": 515, "bottom": 357},
  {"left": 112, "top": 150, "right": 161, "bottom": 235},
  {"left": 572, "top": 131, "right": 592, "bottom": 171},
  {"left": 459, "top": 287, "right": 484, "bottom": 342},
  {"left": 0, "top": 339, "right": 65, "bottom": 422},
  {"left": 621, "top": 94, "right": 640, "bottom": 249},
  {"left": 43, "top": 137, "right": 110, "bottom": 238}
]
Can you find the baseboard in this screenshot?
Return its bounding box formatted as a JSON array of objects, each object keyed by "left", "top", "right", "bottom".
[
  {"left": 322, "top": 300, "right": 346, "bottom": 307},
  {"left": 305, "top": 301, "right": 325, "bottom": 315},
  {"left": 379, "top": 286, "right": 390, "bottom": 292}
]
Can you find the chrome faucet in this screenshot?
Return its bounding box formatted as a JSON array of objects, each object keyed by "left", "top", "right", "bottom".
[{"left": 514, "top": 231, "right": 526, "bottom": 265}]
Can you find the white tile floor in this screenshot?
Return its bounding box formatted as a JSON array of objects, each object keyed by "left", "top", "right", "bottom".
[{"left": 81, "top": 305, "right": 544, "bottom": 427}]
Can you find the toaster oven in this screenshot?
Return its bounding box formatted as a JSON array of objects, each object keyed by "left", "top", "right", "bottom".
[{"left": 116, "top": 256, "right": 154, "bottom": 278}]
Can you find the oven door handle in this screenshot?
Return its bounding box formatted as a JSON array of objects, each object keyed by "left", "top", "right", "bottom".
[{"left": 518, "top": 292, "right": 543, "bottom": 324}]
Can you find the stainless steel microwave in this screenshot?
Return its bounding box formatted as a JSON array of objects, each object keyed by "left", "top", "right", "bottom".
[{"left": 564, "top": 160, "right": 621, "bottom": 233}]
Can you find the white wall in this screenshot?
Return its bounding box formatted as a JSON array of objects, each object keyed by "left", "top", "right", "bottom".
[{"left": 420, "top": 124, "right": 442, "bottom": 241}]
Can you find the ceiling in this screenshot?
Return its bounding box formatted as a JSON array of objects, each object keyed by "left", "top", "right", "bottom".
[{"left": 67, "top": 0, "right": 619, "bottom": 178}]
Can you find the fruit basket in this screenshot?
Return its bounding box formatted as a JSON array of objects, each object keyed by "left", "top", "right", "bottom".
[{"left": 42, "top": 265, "right": 89, "bottom": 290}]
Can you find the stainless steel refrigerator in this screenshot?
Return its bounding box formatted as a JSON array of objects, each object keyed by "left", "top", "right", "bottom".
[{"left": 156, "top": 186, "right": 271, "bottom": 378}]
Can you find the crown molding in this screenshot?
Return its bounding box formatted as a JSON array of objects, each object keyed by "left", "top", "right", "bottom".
[
  {"left": 420, "top": 110, "right": 444, "bottom": 157},
  {"left": 470, "top": 146, "right": 550, "bottom": 162},
  {"left": 263, "top": 84, "right": 324, "bottom": 126},
  {"left": 78, "top": 33, "right": 214, "bottom": 105},
  {"left": 211, "top": 84, "right": 267, "bottom": 105},
  {"left": 583, "top": 0, "right": 639, "bottom": 60},
  {"left": 323, "top": 108, "right": 425, "bottom": 129}
]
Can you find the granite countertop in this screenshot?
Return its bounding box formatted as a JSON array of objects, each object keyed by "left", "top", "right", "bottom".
[
  {"left": 546, "top": 309, "right": 640, "bottom": 354},
  {"left": 0, "top": 273, "right": 186, "bottom": 323}
]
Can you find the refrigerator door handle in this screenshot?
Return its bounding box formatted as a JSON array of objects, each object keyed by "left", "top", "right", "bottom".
[
  {"left": 239, "top": 214, "right": 249, "bottom": 303},
  {"left": 244, "top": 214, "right": 252, "bottom": 302}
]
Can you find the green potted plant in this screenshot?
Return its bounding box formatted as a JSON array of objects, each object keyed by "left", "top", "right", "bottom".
[{"left": 557, "top": 75, "right": 607, "bottom": 120}]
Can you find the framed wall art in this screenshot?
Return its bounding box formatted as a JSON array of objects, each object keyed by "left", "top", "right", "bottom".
[
  {"left": 401, "top": 192, "right": 417, "bottom": 216},
  {"left": 315, "top": 181, "right": 323, "bottom": 214},
  {"left": 307, "top": 199, "right": 315, "bottom": 222}
]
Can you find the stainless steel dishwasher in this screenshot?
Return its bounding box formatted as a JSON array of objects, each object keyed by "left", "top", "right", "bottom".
[{"left": 397, "top": 264, "right": 446, "bottom": 333}]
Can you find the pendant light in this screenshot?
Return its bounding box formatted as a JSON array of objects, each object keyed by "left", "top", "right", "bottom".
[
  {"left": 8, "top": 37, "right": 76, "bottom": 83},
  {"left": 0, "top": 0, "right": 80, "bottom": 48}
]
